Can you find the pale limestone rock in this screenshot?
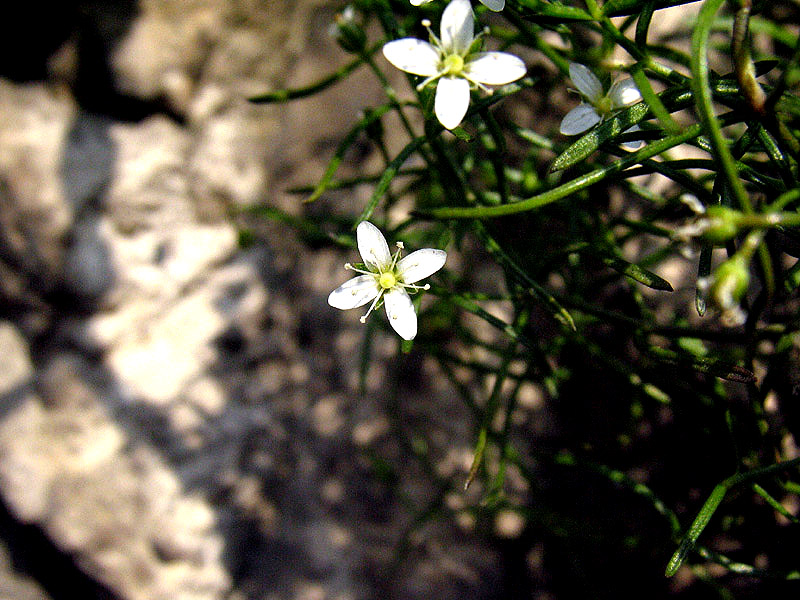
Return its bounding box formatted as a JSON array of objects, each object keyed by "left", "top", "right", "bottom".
[
  {"left": 0, "top": 82, "right": 74, "bottom": 279},
  {"left": 0, "top": 355, "right": 230, "bottom": 600}
]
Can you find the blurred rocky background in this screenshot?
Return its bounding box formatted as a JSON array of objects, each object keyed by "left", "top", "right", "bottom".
[{"left": 0, "top": 1, "right": 505, "bottom": 599}]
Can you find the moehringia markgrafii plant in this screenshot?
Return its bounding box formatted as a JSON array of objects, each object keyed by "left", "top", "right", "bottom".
[
  {"left": 328, "top": 221, "right": 447, "bottom": 340},
  {"left": 411, "top": 0, "right": 506, "bottom": 11},
  {"left": 383, "top": 0, "right": 525, "bottom": 130},
  {"left": 560, "top": 62, "right": 644, "bottom": 149}
]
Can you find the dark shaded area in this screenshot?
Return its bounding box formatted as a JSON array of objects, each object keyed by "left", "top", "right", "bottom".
[
  {"left": 0, "top": 3, "right": 78, "bottom": 82},
  {"left": 0, "top": 0, "right": 184, "bottom": 123},
  {"left": 0, "top": 496, "right": 117, "bottom": 600}
]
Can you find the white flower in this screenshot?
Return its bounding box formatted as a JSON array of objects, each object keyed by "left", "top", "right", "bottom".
[
  {"left": 328, "top": 221, "right": 447, "bottom": 340},
  {"left": 383, "top": 0, "right": 525, "bottom": 129},
  {"left": 559, "top": 62, "right": 643, "bottom": 149},
  {"left": 411, "top": 0, "right": 505, "bottom": 11}
]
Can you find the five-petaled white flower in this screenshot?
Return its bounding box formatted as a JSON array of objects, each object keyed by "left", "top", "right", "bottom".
[
  {"left": 328, "top": 221, "right": 447, "bottom": 340},
  {"left": 411, "top": 0, "right": 505, "bottom": 11},
  {"left": 559, "top": 62, "right": 643, "bottom": 149},
  {"left": 383, "top": 0, "right": 525, "bottom": 130}
]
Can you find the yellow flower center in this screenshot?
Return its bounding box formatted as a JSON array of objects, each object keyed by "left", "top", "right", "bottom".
[
  {"left": 443, "top": 54, "right": 464, "bottom": 76},
  {"left": 379, "top": 272, "right": 397, "bottom": 289}
]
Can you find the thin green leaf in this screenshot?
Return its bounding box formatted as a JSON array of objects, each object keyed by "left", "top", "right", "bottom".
[
  {"left": 473, "top": 222, "right": 576, "bottom": 331},
  {"left": 646, "top": 346, "right": 755, "bottom": 382},
  {"left": 423, "top": 121, "right": 710, "bottom": 220},
  {"left": 631, "top": 65, "right": 681, "bottom": 134},
  {"left": 435, "top": 288, "right": 536, "bottom": 350},
  {"left": 248, "top": 43, "right": 379, "bottom": 103},
  {"left": 307, "top": 104, "right": 395, "bottom": 202},
  {"left": 635, "top": 2, "right": 657, "bottom": 47},
  {"left": 357, "top": 136, "right": 426, "bottom": 225},
  {"left": 752, "top": 483, "right": 800, "bottom": 525},
  {"left": 667, "top": 458, "right": 800, "bottom": 576},
  {"left": 515, "top": 0, "right": 593, "bottom": 22},
  {"left": 464, "top": 428, "right": 488, "bottom": 491},
  {"left": 603, "top": 0, "right": 703, "bottom": 18},
  {"left": 666, "top": 483, "right": 727, "bottom": 576},
  {"left": 552, "top": 100, "right": 654, "bottom": 173},
  {"left": 602, "top": 255, "right": 674, "bottom": 291}
]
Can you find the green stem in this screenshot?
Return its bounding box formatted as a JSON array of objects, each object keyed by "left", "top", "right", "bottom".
[
  {"left": 691, "top": 0, "right": 753, "bottom": 215},
  {"left": 248, "top": 42, "right": 381, "bottom": 103},
  {"left": 423, "top": 123, "right": 705, "bottom": 219}
]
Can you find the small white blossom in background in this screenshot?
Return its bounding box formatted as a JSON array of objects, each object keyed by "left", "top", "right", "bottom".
[
  {"left": 411, "top": 0, "right": 506, "bottom": 11},
  {"left": 383, "top": 0, "right": 525, "bottom": 130},
  {"left": 559, "top": 62, "right": 644, "bottom": 149},
  {"left": 328, "top": 221, "right": 447, "bottom": 340}
]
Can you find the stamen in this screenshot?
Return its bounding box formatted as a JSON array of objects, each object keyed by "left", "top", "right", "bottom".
[
  {"left": 421, "top": 19, "right": 442, "bottom": 51},
  {"left": 462, "top": 73, "right": 491, "bottom": 94},
  {"left": 344, "top": 263, "right": 374, "bottom": 276},
  {"left": 416, "top": 72, "right": 443, "bottom": 91},
  {"left": 368, "top": 248, "right": 382, "bottom": 274},
  {"left": 398, "top": 282, "right": 431, "bottom": 293},
  {"left": 389, "top": 244, "right": 403, "bottom": 272},
  {"left": 360, "top": 291, "right": 383, "bottom": 323}
]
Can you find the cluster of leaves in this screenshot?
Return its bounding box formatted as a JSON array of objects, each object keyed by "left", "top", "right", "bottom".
[{"left": 251, "top": 0, "right": 800, "bottom": 595}]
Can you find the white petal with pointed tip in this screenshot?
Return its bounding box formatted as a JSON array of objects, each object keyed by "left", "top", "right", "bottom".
[
  {"left": 397, "top": 248, "right": 447, "bottom": 284},
  {"left": 559, "top": 104, "right": 601, "bottom": 135},
  {"left": 328, "top": 275, "right": 379, "bottom": 310},
  {"left": 466, "top": 52, "right": 526, "bottom": 85},
  {"left": 410, "top": 0, "right": 431, "bottom": 5},
  {"left": 569, "top": 63, "right": 603, "bottom": 102},
  {"left": 441, "top": 0, "right": 474, "bottom": 55},
  {"left": 382, "top": 39, "right": 440, "bottom": 76},
  {"left": 479, "top": 0, "right": 505, "bottom": 10},
  {"left": 357, "top": 221, "right": 391, "bottom": 269},
  {"left": 609, "top": 78, "right": 642, "bottom": 108},
  {"left": 384, "top": 288, "right": 417, "bottom": 340},
  {"left": 435, "top": 76, "right": 470, "bottom": 130}
]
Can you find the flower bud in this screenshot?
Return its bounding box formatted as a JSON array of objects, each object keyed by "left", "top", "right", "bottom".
[
  {"left": 330, "top": 6, "right": 366, "bottom": 54},
  {"left": 701, "top": 206, "right": 743, "bottom": 243},
  {"left": 710, "top": 254, "right": 749, "bottom": 312}
]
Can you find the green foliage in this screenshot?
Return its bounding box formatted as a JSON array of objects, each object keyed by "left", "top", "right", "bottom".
[{"left": 250, "top": 0, "right": 800, "bottom": 594}]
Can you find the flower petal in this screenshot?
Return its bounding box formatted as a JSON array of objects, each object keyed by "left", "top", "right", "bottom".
[
  {"left": 397, "top": 249, "right": 447, "bottom": 284},
  {"left": 609, "top": 77, "right": 642, "bottom": 108},
  {"left": 328, "top": 275, "right": 379, "bottom": 310},
  {"left": 435, "top": 76, "right": 471, "bottom": 130},
  {"left": 466, "top": 52, "right": 526, "bottom": 85},
  {"left": 441, "top": 0, "right": 474, "bottom": 56},
  {"left": 479, "top": 0, "right": 505, "bottom": 10},
  {"left": 383, "top": 288, "right": 417, "bottom": 340},
  {"left": 382, "top": 39, "right": 440, "bottom": 77},
  {"left": 569, "top": 63, "right": 602, "bottom": 102},
  {"left": 559, "top": 104, "right": 601, "bottom": 135},
  {"left": 410, "top": 0, "right": 432, "bottom": 5},
  {"left": 357, "top": 221, "right": 392, "bottom": 270}
]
